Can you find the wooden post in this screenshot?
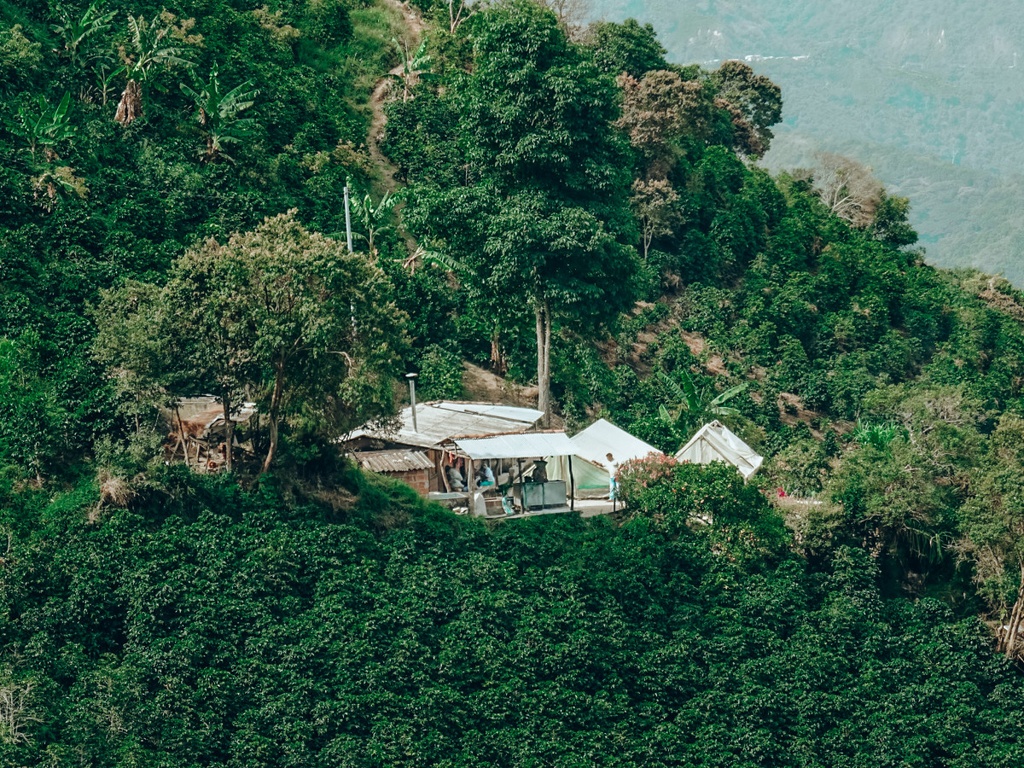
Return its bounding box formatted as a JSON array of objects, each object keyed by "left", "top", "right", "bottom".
[
  {"left": 440, "top": 452, "right": 452, "bottom": 493},
  {"left": 568, "top": 455, "right": 575, "bottom": 512},
  {"left": 174, "top": 405, "right": 190, "bottom": 468},
  {"left": 517, "top": 458, "right": 525, "bottom": 512},
  {"left": 432, "top": 450, "right": 444, "bottom": 492}
]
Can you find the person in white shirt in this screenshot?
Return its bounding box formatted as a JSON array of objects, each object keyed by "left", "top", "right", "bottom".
[{"left": 606, "top": 453, "right": 619, "bottom": 500}]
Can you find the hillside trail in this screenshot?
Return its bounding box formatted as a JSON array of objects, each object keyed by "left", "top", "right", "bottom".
[{"left": 367, "top": 0, "right": 428, "bottom": 197}]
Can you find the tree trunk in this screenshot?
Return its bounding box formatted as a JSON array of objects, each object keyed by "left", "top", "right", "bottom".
[
  {"left": 535, "top": 300, "right": 552, "bottom": 427},
  {"left": 221, "top": 394, "right": 234, "bottom": 473},
  {"left": 115, "top": 79, "right": 143, "bottom": 125},
  {"left": 1001, "top": 563, "right": 1024, "bottom": 659},
  {"left": 261, "top": 364, "right": 285, "bottom": 475},
  {"left": 490, "top": 334, "right": 506, "bottom": 376}
]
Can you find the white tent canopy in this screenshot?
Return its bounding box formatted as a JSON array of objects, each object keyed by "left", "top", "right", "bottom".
[
  {"left": 675, "top": 420, "right": 763, "bottom": 480},
  {"left": 449, "top": 431, "right": 576, "bottom": 461},
  {"left": 548, "top": 419, "right": 662, "bottom": 496},
  {"left": 570, "top": 419, "right": 661, "bottom": 469}
]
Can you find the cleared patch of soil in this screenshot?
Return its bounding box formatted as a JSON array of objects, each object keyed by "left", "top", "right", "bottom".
[{"left": 462, "top": 362, "right": 541, "bottom": 409}]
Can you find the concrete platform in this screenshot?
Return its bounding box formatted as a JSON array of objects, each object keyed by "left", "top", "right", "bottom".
[{"left": 484, "top": 498, "right": 619, "bottom": 520}]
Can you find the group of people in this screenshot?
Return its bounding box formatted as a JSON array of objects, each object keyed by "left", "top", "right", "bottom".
[
  {"left": 445, "top": 459, "right": 496, "bottom": 492},
  {"left": 444, "top": 457, "right": 559, "bottom": 494}
]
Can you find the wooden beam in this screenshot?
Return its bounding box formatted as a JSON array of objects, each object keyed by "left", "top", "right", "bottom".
[{"left": 568, "top": 455, "right": 575, "bottom": 512}]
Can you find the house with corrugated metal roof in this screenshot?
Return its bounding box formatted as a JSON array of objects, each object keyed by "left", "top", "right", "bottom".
[{"left": 345, "top": 400, "right": 548, "bottom": 501}]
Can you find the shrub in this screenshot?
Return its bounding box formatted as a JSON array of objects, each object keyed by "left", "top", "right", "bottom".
[{"left": 619, "top": 457, "right": 789, "bottom": 562}]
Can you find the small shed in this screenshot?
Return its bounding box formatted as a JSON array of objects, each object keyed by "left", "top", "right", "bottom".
[
  {"left": 166, "top": 396, "right": 257, "bottom": 471},
  {"left": 354, "top": 449, "right": 433, "bottom": 495},
  {"left": 675, "top": 420, "right": 763, "bottom": 480},
  {"left": 547, "top": 419, "right": 662, "bottom": 498}
]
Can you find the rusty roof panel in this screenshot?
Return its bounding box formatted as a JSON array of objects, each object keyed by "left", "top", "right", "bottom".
[{"left": 355, "top": 450, "right": 433, "bottom": 474}]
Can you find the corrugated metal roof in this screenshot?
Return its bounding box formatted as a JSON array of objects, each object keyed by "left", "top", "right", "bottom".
[
  {"left": 349, "top": 401, "right": 544, "bottom": 449},
  {"left": 438, "top": 402, "right": 545, "bottom": 422},
  {"left": 355, "top": 450, "right": 433, "bottom": 473},
  {"left": 568, "top": 418, "right": 662, "bottom": 469},
  {"left": 451, "top": 431, "right": 576, "bottom": 460}
]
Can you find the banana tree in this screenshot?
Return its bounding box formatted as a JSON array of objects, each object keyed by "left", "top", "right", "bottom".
[
  {"left": 350, "top": 186, "right": 403, "bottom": 257},
  {"left": 52, "top": 1, "right": 117, "bottom": 68},
  {"left": 658, "top": 369, "right": 748, "bottom": 436},
  {"left": 387, "top": 36, "right": 436, "bottom": 102},
  {"left": 114, "top": 14, "right": 192, "bottom": 125},
  {"left": 180, "top": 67, "right": 259, "bottom": 162},
  {"left": 17, "top": 92, "right": 75, "bottom": 162}
]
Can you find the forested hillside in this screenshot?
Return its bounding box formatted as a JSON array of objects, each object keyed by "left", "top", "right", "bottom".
[
  {"left": 3, "top": 0, "right": 1024, "bottom": 764},
  {"left": 587, "top": 0, "right": 1024, "bottom": 283}
]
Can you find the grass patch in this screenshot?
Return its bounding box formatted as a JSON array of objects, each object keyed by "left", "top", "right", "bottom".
[{"left": 345, "top": 5, "right": 406, "bottom": 95}]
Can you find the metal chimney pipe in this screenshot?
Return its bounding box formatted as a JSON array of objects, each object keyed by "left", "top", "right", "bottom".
[{"left": 406, "top": 373, "right": 419, "bottom": 432}]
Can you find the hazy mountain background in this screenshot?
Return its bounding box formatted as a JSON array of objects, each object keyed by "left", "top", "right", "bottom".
[{"left": 587, "top": 0, "right": 1024, "bottom": 285}]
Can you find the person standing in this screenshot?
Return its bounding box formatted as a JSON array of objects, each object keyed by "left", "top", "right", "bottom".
[{"left": 606, "top": 453, "right": 619, "bottom": 501}]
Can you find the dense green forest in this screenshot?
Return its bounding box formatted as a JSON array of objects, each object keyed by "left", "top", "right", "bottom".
[
  {"left": 588, "top": 0, "right": 1024, "bottom": 283},
  {"left": 3, "top": 0, "right": 1024, "bottom": 764}
]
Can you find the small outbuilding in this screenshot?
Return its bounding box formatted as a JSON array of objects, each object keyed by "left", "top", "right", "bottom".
[
  {"left": 442, "top": 430, "right": 579, "bottom": 515},
  {"left": 675, "top": 420, "right": 763, "bottom": 480},
  {"left": 165, "top": 396, "right": 257, "bottom": 471},
  {"left": 354, "top": 449, "right": 434, "bottom": 495}
]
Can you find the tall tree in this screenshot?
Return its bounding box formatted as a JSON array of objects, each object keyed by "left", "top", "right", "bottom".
[
  {"left": 630, "top": 177, "right": 680, "bottom": 260},
  {"left": 410, "top": 0, "right": 639, "bottom": 424},
  {"left": 710, "top": 59, "right": 782, "bottom": 158},
  {"left": 584, "top": 18, "right": 668, "bottom": 79},
  {"left": 93, "top": 214, "right": 406, "bottom": 473},
  {"left": 811, "top": 152, "right": 884, "bottom": 228},
  {"left": 956, "top": 414, "right": 1024, "bottom": 659},
  {"left": 171, "top": 212, "right": 406, "bottom": 473}
]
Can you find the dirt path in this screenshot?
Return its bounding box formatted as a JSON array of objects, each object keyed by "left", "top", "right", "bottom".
[{"left": 367, "top": 0, "right": 428, "bottom": 194}]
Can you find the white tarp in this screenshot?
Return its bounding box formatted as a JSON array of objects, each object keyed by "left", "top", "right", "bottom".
[
  {"left": 548, "top": 419, "right": 662, "bottom": 494},
  {"left": 674, "top": 420, "right": 763, "bottom": 480},
  {"left": 451, "top": 431, "right": 576, "bottom": 460},
  {"left": 569, "top": 419, "right": 661, "bottom": 469}
]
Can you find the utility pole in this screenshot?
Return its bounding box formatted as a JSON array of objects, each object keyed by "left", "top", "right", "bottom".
[{"left": 344, "top": 185, "right": 354, "bottom": 253}]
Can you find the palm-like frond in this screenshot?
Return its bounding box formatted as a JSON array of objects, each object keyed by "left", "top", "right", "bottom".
[
  {"left": 125, "top": 14, "right": 193, "bottom": 79},
  {"left": 53, "top": 1, "right": 117, "bottom": 66},
  {"left": 17, "top": 93, "right": 75, "bottom": 160},
  {"left": 346, "top": 184, "right": 405, "bottom": 255},
  {"left": 180, "top": 67, "right": 258, "bottom": 161},
  {"left": 389, "top": 36, "right": 435, "bottom": 101},
  {"left": 116, "top": 14, "right": 194, "bottom": 125},
  {"left": 658, "top": 370, "right": 748, "bottom": 431},
  {"left": 709, "top": 382, "right": 748, "bottom": 408}
]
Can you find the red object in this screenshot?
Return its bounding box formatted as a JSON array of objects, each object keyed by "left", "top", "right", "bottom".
[{"left": 777, "top": 487, "right": 786, "bottom": 498}]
